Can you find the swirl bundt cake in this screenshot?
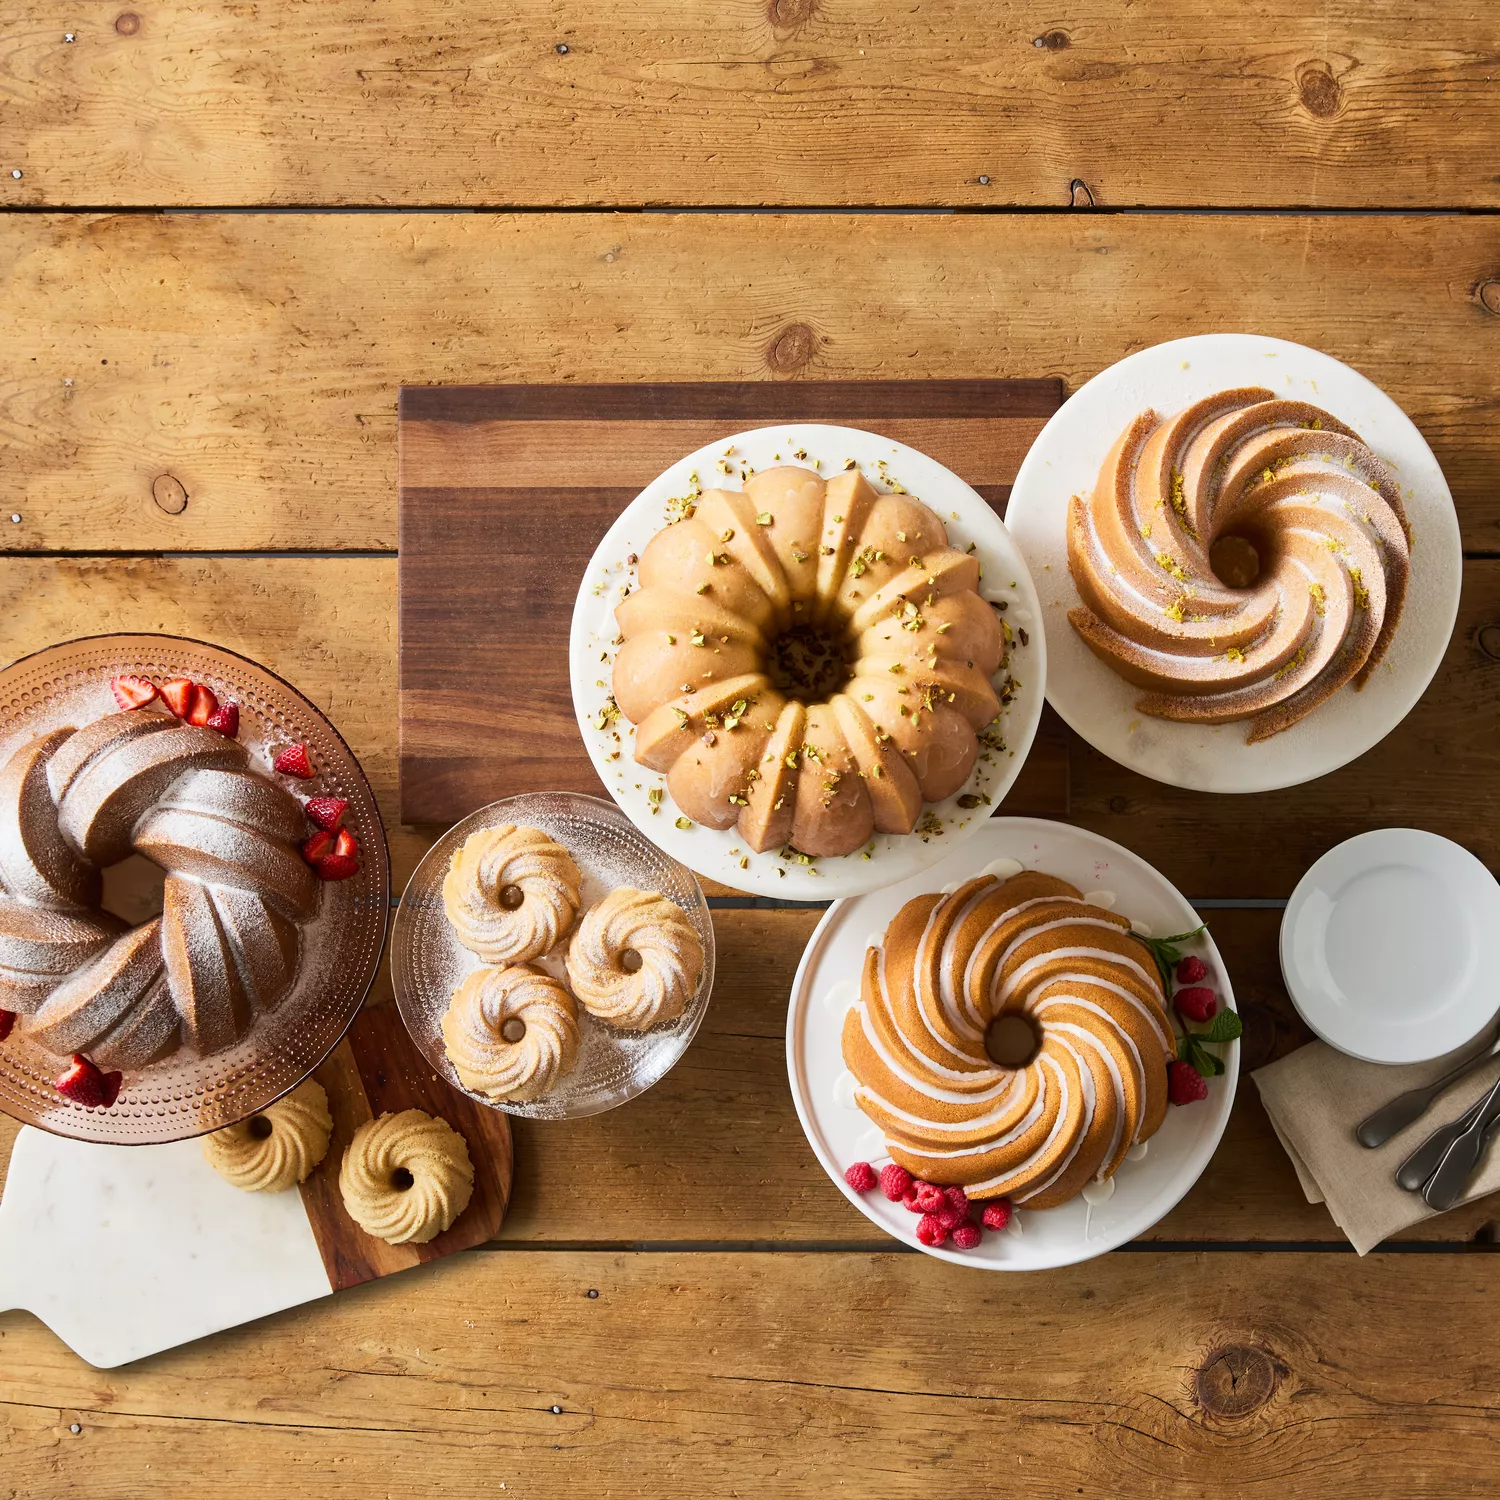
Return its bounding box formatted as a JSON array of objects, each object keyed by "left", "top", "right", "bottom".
[
  {"left": 1067, "top": 388, "right": 1410, "bottom": 742},
  {"left": 0, "top": 708, "right": 314, "bottom": 1069},
  {"left": 841, "top": 871, "right": 1175, "bottom": 1208},
  {"left": 612, "top": 465, "right": 1007, "bottom": 858}
]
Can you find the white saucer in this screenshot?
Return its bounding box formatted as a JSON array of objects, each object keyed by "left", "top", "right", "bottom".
[
  {"left": 569, "top": 424, "right": 1046, "bottom": 899},
  {"left": 785, "top": 818, "right": 1237, "bottom": 1269},
  {"left": 1280, "top": 829, "right": 1500, "bottom": 1065},
  {"left": 1003, "top": 334, "right": 1463, "bottom": 793}
]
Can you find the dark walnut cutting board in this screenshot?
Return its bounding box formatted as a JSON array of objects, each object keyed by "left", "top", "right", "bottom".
[{"left": 397, "top": 380, "right": 1068, "bottom": 826}]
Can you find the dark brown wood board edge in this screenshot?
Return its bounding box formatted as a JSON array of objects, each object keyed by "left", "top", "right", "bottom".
[
  {"left": 297, "top": 1005, "right": 513, "bottom": 1293},
  {"left": 398, "top": 378, "right": 1066, "bottom": 424}
]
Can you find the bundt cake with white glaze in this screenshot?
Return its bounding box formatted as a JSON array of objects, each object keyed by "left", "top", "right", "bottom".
[
  {"left": 0, "top": 707, "right": 314, "bottom": 1069},
  {"left": 841, "top": 871, "right": 1174, "bottom": 1208},
  {"left": 1067, "top": 388, "right": 1410, "bottom": 742},
  {"left": 611, "top": 465, "right": 1008, "bottom": 857}
]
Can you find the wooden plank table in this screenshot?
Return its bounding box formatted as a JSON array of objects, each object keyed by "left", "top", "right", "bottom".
[{"left": 3, "top": 7, "right": 1499, "bottom": 1494}]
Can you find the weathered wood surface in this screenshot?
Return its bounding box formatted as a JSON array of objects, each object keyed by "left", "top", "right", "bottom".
[
  {"left": 5, "top": 1247, "right": 1500, "bottom": 1498},
  {"left": 397, "top": 377, "right": 1061, "bottom": 821},
  {"left": 4, "top": 213, "right": 1500, "bottom": 554},
  {"left": 1, "top": 555, "right": 1493, "bottom": 901},
  {"left": 4, "top": 2, "right": 1499, "bottom": 210}
]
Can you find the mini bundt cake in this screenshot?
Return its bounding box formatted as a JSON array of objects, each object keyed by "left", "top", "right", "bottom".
[
  {"left": 565, "top": 886, "right": 704, "bottom": 1031},
  {"left": 0, "top": 707, "right": 315, "bottom": 1069},
  {"left": 441, "top": 963, "right": 580, "bottom": 1103},
  {"left": 1067, "top": 388, "right": 1411, "bottom": 742},
  {"left": 612, "top": 465, "right": 1007, "bottom": 858},
  {"left": 842, "top": 871, "right": 1175, "bottom": 1208}
]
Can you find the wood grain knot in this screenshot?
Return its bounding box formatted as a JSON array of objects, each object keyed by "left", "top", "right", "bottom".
[
  {"left": 1475, "top": 280, "right": 1500, "bottom": 317},
  {"left": 114, "top": 11, "right": 141, "bottom": 35},
  {"left": 1296, "top": 63, "right": 1341, "bottom": 118},
  {"left": 1478, "top": 623, "right": 1500, "bottom": 661},
  {"left": 767, "top": 0, "right": 818, "bottom": 30},
  {"left": 1195, "top": 1344, "right": 1283, "bottom": 1420},
  {"left": 765, "top": 323, "right": 818, "bottom": 375},
  {"left": 151, "top": 474, "right": 188, "bottom": 515},
  {"left": 1069, "top": 179, "right": 1096, "bottom": 208},
  {"left": 1033, "top": 31, "right": 1071, "bottom": 50}
]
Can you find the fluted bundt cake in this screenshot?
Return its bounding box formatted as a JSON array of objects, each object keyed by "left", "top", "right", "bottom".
[
  {"left": 1067, "top": 388, "right": 1410, "bottom": 742},
  {"left": 0, "top": 705, "right": 316, "bottom": 1070},
  {"left": 841, "top": 871, "right": 1175, "bottom": 1208},
  {"left": 612, "top": 465, "right": 1008, "bottom": 858}
]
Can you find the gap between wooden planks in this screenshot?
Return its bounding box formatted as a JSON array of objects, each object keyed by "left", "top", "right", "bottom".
[
  {"left": 3, "top": 1, "right": 1498, "bottom": 209},
  {"left": 0, "top": 556, "right": 1494, "bottom": 901},
  {"left": 2, "top": 213, "right": 1499, "bottom": 554},
  {"left": 4, "top": 1248, "right": 1500, "bottom": 1498}
]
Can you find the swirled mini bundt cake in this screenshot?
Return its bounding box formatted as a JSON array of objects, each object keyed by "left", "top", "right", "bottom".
[
  {"left": 612, "top": 466, "right": 1007, "bottom": 857},
  {"left": 0, "top": 702, "right": 318, "bottom": 1072},
  {"left": 1067, "top": 388, "right": 1410, "bottom": 741},
  {"left": 842, "top": 871, "right": 1175, "bottom": 1208}
]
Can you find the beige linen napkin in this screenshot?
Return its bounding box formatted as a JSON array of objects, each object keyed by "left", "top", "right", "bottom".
[{"left": 1253, "top": 1040, "right": 1500, "bottom": 1254}]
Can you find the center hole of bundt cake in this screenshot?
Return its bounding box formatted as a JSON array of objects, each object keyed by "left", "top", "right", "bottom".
[
  {"left": 498, "top": 884, "right": 526, "bottom": 910},
  {"left": 985, "top": 1013, "right": 1041, "bottom": 1068},
  {"left": 247, "top": 1114, "right": 273, "bottom": 1141},
  {"left": 620, "top": 948, "right": 644, "bottom": 973},
  {"left": 501, "top": 1017, "right": 528, "bottom": 1043},
  {"left": 99, "top": 852, "right": 167, "bottom": 925},
  {"left": 1209, "top": 534, "right": 1263, "bottom": 590},
  {"left": 766, "top": 624, "right": 852, "bottom": 704},
  {"left": 391, "top": 1167, "right": 415, "bottom": 1192}
]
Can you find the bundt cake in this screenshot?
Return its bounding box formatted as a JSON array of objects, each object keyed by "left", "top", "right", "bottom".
[
  {"left": 841, "top": 871, "right": 1175, "bottom": 1208},
  {"left": 611, "top": 465, "right": 1008, "bottom": 858},
  {"left": 0, "top": 707, "right": 314, "bottom": 1069},
  {"left": 1067, "top": 388, "right": 1410, "bottom": 742}
]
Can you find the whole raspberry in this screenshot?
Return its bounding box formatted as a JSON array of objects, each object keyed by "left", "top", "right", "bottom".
[
  {"left": 0, "top": 1008, "right": 15, "bottom": 1042},
  {"left": 902, "top": 1180, "right": 945, "bottom": 1215},
  {"left": 915, "top": 1213, "right": 949, "bottom": 1247},
  {"left": 1174, "top": 985, "right": 1217, "bottom": 1023},
  {"left": 951, "top": 1221, "right": 982, "bottom": 1250},
  {"left": 1168, "top": 1059, "right": 1210, "bottom": 1105},
  {"left": 879, "top": 1163, "right": 913, "bottom": 1202},
  {"left": 844, "top": 1161, "right": 878, "bottom": 1193},
  {"left": 981, "top": 1199, "right": 1013, "bottom": 1232},
  {"left": 935, "top": 1186, "right": 971, "bottom": 1230},
  {"left": 1176, "top": 955, "right": 1208, "bottom": 985}
]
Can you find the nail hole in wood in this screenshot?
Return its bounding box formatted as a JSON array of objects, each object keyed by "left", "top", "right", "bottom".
[
  {"left": 114, "top": 11, "right": 140, "bottom": 35},
  {"left": 766, "top": 322, "right": 817, "bottom": 376},
  {"left": 152, "top": 474, "right": 188, "bottom": 515},
  {"left": 1478, "top": 624, "right": 1500, "bottom": 661},
  {"left": 1476, "top": 280, "right": 1500, "bottom": 317},
  {"left": 1195, "top": 1344, "right": 1282, "bottom": 1420},
  {"left": 1296, "top": 62, "right": 1341, "bottom": 118},
  {"left": 1033, "top": 30, "right": 1070, "bottom": 49},
  {"left": 1069, "top": 179, "right": 1095, "bottom": 208}
]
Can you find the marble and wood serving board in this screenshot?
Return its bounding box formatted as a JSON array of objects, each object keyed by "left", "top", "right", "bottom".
[
  {"left": 397, "top": 379, "right": 1066, "bottom": 825},
  {"left": 0, "top": 1004, "right": 512, "bottom": 1368}
]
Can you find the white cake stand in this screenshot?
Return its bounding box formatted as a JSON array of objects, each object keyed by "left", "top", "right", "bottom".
[{"left": 1004, "top": 334, "right": 1463, "bottom": 793}]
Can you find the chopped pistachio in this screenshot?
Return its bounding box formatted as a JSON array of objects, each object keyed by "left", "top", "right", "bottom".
[
  {"left": 675, "top": 816, "right": 693, "bottom": 830},
  {"left": 755, "top": 512, "right": 774, "bottom": 526}
]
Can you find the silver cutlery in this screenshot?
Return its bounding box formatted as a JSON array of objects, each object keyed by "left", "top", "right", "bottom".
[
  {"left": 1396, "top": 1094, "right": 1488, "bottom": 1191},
  {"left": 1355, "top": 1022, "right": 1500, "bottom": 1148},
  {"left": 1422, "top": 1075, "right": 1500, "bottom": 1211}
]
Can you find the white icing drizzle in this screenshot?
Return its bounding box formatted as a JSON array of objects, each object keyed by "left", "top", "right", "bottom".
[
  {"left": 1083, "top": 889, "right": 1116, "bottom": 909},
  {"left": 832, "top": 1070, "right": 859, "bottom": 1109},
  {"left": 822, "top": 978, "right": 860, "bottom": 1014},
  {"left": 979, "top": 858, "right": 1024, "bottom": 880}
]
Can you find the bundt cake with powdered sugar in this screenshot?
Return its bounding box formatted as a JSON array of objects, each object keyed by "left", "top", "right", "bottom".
[
  {"left": 841, "top": 871, "right": 1175, "bottom": 1208},
  {"left": 611, "top": 465, "right": 1007, "bottom": 858},
  {"left": 1067, "top": 388, "right": 1410, "bottom": 741},
  {"left": 0, "top": 707, "right": 314, "bottom": 1069}
]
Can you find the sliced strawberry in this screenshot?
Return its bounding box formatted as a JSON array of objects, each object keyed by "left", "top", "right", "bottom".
[
  {"left": 332, "top": 827, "right": 358, "bottom": 860},
  {"left": 55, "top": 1054, "right": 123, "bottom": 1109},
  {"left": 185, "top": 683, "right": 219, "bottom": 727},
  {"left": 160, "top": 677, "right": 195, "bottom": 718},
  {"left": 273, "top": 743, "right": 314, "bottom": 779},
  {"left": 315, "top": 852, "right": 359, "bottom": 882},
  {"left": 301, "top": 829, "right": 336, "bottom": 865},
  {"left": 0, "top": 1009, "right": 15, "bottom": 1043},
  {"left": 110, "top": 674, "right": 158, "bottom": 710},
  {"left": 204, "top": 702, "right": 240, "bottom": 738},
  {"left": 303, "top": 796, "right": 348, "bottom": 831}
]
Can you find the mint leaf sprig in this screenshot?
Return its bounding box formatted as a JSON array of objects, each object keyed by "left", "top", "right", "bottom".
[
  {"left": 1179, "top": 1003, "right": 1244, "bottom": 1079},
  {"left": 1129, "top": 924, "right": 1206, "bottom": 989}
]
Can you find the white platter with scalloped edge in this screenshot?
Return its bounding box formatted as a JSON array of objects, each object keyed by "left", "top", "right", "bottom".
[{"left": 569, "top": 425, "right": 1046, "bottom": 899}]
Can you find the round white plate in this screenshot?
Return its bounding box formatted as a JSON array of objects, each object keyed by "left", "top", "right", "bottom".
[
  {"left": 1004, "top": 334, "right": 1463, "bottom": 793},
  {"left": 786, "top": 817, "right": 1238, "bottom": 1269},
  {"left": 570, "top": 424, "right": 1046, "bottom": 899},
  {"left": 1280, "top": 829, "right": 1500, "bottom": 1065}
]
